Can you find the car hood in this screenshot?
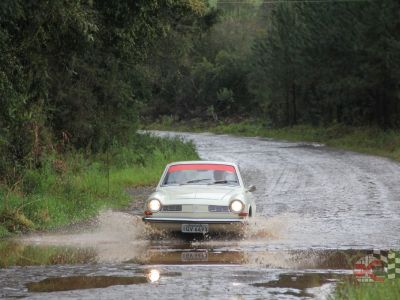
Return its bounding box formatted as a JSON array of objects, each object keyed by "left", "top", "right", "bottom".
[{"left": 150, "top": 185, "right": 243, "bottom": 205}]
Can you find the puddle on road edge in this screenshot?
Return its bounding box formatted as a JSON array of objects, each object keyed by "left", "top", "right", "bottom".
[
  {"left": 26, "top": 275, "right": 148, "bottom": 292},
  {"left": 24, "top": 270, "right": 349, "bottom": 297},
  {"left": 252, "top": 272, "right": 347, "bottom": 298},
  {"left": 25, "top": 269, "right": 177, "bottom": 293}
]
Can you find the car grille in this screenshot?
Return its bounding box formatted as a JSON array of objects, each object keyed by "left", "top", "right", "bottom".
[
  {"left": 208, "top": 205, "right": 229, "bottom": 213},
  {"left": 162, "top": 205, "right": 182, "bottom": 212}
]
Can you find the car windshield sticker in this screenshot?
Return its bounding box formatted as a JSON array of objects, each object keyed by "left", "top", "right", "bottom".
[{"left": 168, "top": 164, "right": 235, "bottom": 173}]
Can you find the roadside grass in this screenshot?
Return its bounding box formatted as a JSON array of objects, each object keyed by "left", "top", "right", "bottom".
[
  {"left": 145, "top": 119, "right": 400, "bottom": 162},
  {"left": 333, "top": 279, "right": 400, "bottom": 300},
  {"left": 0, "top": 134, "right": 198, "bottom": 238}
]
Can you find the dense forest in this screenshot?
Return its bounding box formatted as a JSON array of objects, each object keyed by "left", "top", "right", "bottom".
[
  {"left": 0, "top": 0, "right": 207, "bottom": 183},
  {"left": 1, "top": 0, "right": 400, "bottom": 182},
  {"left": 0, "top": 0, "right": 205, "bottom": 233},
  {"left": 144, "top": 0, "right": 400, "bottom": 130}
]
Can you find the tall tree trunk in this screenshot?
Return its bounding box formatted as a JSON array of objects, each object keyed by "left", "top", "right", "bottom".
[
  {"left": 286, "top": 82, "right": 290, "bottom": 126},
  {"left": 292, "top": 82, "right": 297, "bottom": 125}
]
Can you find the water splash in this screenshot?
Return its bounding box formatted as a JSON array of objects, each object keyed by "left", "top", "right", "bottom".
[
  {"left": 244, "top": 214, "right": 296, "bottom": 239},
  {"left": 19, "top": 210, "right": 150, "bottom": 263}
]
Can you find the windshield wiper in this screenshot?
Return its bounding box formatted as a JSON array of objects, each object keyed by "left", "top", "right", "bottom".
[
  {"left": 208, "top": 180, "right": 238, "bottom": 185},
  {"left": 181, "top": 178, "right": 211, "bottom": 185}
]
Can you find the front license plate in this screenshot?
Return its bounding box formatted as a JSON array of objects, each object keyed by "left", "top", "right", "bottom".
[
  {"left": 181, "top": 251, "right": 208, "bottom": 262},
  {"left": 181, "top": 224, "right": 209, "bottom": 233}
]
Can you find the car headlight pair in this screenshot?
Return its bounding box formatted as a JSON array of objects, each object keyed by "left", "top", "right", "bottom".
[
  {"left": 230, "top": 200, "right": 244, "bottom": 213},
  {"left": 147, "top": 199, "right": 161, "bottom": 212},
  {"left": 148, "top": 199, "right": 244, "bottom": 213}
]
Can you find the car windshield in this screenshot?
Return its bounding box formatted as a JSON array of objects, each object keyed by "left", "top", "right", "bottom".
[{"left": 162, "top": 164, "right": 239, "bottom": 186}]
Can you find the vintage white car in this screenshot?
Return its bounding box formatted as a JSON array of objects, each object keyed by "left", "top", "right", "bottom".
[{"left": 142, "top": 161, "right": 256, "bottom": 234}]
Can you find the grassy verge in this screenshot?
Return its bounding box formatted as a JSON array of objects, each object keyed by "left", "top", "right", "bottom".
[
  {"left": 333, "top": 279, "right": 400, "bottom": 300},
  {"left": 145, "top": 118, "right": 400, "bottom": 162},
  {"left": 0, "top": 133, "right": 199, "bottom": 238}
]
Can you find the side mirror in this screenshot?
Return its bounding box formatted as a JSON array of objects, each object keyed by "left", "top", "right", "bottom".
[{"left": 247, "top": 185, "right": 256, "bottom": 192}]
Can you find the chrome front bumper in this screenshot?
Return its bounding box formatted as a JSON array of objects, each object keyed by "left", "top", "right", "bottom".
[{"left": 142, "top": 217, "right": 244, "bottom": 224}]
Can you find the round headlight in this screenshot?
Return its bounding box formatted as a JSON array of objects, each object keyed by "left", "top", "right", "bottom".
[
  {"left": 230, "top": 200, "right": 244, "bottom": 213},
  {"left": 147, "top": 199, "right": 161, "bottom": 212}
]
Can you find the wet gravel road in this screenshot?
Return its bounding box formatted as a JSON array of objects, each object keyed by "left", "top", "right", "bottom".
[
  {"left": 1, "top": 131, "right": 400, "bottom": 299},
  {"left": 156, "top": 131, "right": 400, "bottom": 249}
]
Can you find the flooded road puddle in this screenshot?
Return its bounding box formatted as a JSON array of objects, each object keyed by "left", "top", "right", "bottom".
[
  {"left": 1, "top": 236, "right": 397, "bottom": 299},
  {"left": 26, "top": 275, "right": 148, "bottom": 292}
]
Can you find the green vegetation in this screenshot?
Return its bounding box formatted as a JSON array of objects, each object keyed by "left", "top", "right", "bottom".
[
  {"left": 0, "top": 0, "right": 207, "bottom": 182},
  {"left": 334, "top": 280, "right": 400, "bottom": 300},
  {"left": 250, "top": 1, "right": 400, "bottom": 129},
  {"left": 0, "top": 134, "right": 198, "bottom": 237},
  {"left": 142, "top": 1, "right": 260, "bottom": 121},
  {"left": 142, "top": 1, "right": 400, "bottom": 130},
  {"left": 0, "top": 1, "right": 204, "bottom": 236}
]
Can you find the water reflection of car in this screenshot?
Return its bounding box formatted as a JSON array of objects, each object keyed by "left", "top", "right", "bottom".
[
  {"left": 142, "top": 161, "right": 256, "bottom": 234},
  {"left": 144, "top": 249, "right": 246, "bottom": 264}
]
